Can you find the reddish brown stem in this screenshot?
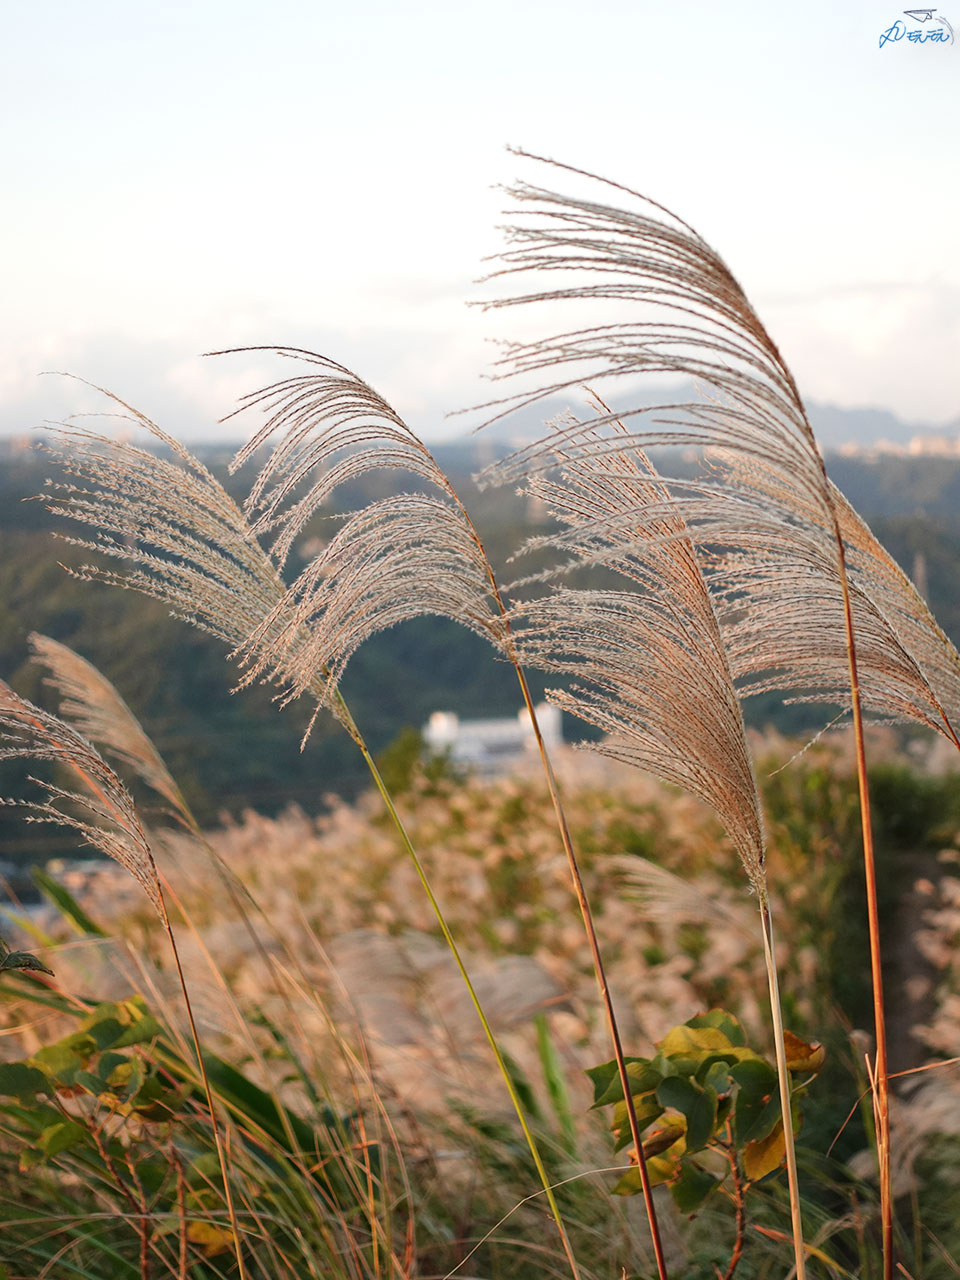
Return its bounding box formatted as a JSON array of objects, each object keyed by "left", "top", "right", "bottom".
[{"left": 834, "top": 527, "right": 893, "bottom": 1280}]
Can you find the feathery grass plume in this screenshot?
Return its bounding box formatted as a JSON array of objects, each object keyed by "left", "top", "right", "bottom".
[
  {"left": 502, "top": 420, "right": 807, "bottom": 1271},
  {"left": 508, "top": 426, "right": 765, "bottom": 892},
  {"left": 699, "top": 455, "right": 960, "bottom": 746},
  {"left": 217, "top": 348, "right": 507, "bottom": 722},
  {"left": 221, "top": 347, "right": 464, "bottom": 567},
  {"left": 834, "top": 482, "right": 960, "bottom": 744},
  {"left": 28, "top": 631, "right": 189, "bottom": 820},
  {"left": 39, "top": 407, "right": 289, "bottom": 654},
  {"left": 0, "top": 681, "right": 165, "bottom": 920}
]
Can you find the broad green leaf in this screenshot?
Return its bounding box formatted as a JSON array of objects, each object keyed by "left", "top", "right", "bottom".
[
  {"left": 79, "top": 1000, "right": 160, "bottom": 1049},
  {"left": 743, "top": 1119, "right": 786, "bottom": 1181},
  {"left": 671, "top": 1157, "right": 721, "bottom": 1212},
  {"left": 0, "top": 1061, "right": 52, "bottom": 1103},
  {"left": 99, "top": 1052, "right": 130, "bottom": 1085},
  {"left": 699, "top": 1057, "right": 737, "bottom": 1094},
  {"left": 75, "top": 1070, "right": 108, "bottom": 1096},
  {"left": 686, "top": 1010, "right": 746, "bottom": 1047},
  {"left": 657, "top": 1077, "right": 718, "bottom": 1151},
  {"left": 40, "top": 1119, "right": 87, "bottom": 1159},
  {"left": 587, "top": 1056, "right": 659, "bottom": 1107},
  {"left": 33, "top": 1033, "right": 97, "bottom": 1085},
  {"left": 740, "top": 1088, "right": 782, "bottom": 1146},
  {"left": 730, "top": 1058, "right": 778, "bottom": 1146}
]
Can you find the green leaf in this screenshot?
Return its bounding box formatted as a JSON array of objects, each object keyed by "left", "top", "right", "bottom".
[
  {"left": 32, "top": 867, "right": 108, "bottom": 937},
  {"left": 657, "top": 1077, "right": 718, "bottom": 1152},
  {"left": 99, "top": 1052, "right": 130, "bottom": 1086},
  {"left": 40, "top": 1119, "right": 87, "bottom": 1158},
  {"left": 686, "top": 1010, "right": 746, "bottom": 1047},
  {"left": 0, "top": 1061, "right": 52, "bottom": 1103},
  {"left": 75, "top": 1070, "right": 108, "bottom": 1096},
  {"left": 0, "top": 951, "right": 54, "bottom": 977},
  {"left": 79, "top": 1001, "right": 160, "bottom": 1049},
  {"left": 670, "top": 1157, "right": 721, "bottom": 1213},
  {"left": 730, "top": 1058, "right": 779, "bottom": 1146},
  {"left": 698, "top": 1056, "right": 737, "bottom": 1093},
  {"left": 586, "top": 1056, "right": 657, "bottom": 1107},
  {"left": 33, "top": 1033, "right": 97, "bottom": 1085}
]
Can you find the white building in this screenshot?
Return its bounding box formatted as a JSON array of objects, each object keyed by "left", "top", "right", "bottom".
[{"left": 423, "top": 703, "right": 563, "bottom": 775}]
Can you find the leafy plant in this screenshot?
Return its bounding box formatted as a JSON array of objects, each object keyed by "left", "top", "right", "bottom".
[{"left": 588, "top": 1011, "right": 824, "bottom": 1204}]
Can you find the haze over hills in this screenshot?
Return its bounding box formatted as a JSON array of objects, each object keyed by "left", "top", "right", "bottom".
[
  {"left": 4, "top": 381, "right": 959, "bottom": 458},
  {"left": 467, "top": 381, "right": 960, "bottom": 455}
]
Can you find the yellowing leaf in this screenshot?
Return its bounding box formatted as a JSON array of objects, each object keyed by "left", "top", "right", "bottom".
[
  {"left": 187, "top": 1221, "right": 236, "bottom": 1258},
  {"left": 641, "top": 1121, "right": 686, "bottom": 1159},
  {"left": 743, "top": 1119, "right": 786, "bottom": 1181},
  {"left": 659, "top": 1025, "right": 732, "bottom": 1057},
  {"left": 783, "top": 1030, "right": 826, "bottom": 1074}
]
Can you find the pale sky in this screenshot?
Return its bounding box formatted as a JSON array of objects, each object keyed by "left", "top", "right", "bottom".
[{"left": 2, "top": 0, "right": 957, "bottom": 441}]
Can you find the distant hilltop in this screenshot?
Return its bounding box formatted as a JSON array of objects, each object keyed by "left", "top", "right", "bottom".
[
  {"left": 475, "top": 381, "right": 960, "bottom": 459},
  {"left": 4, "top": 385, "right": 958, "bottom": 459},
  {"left": 833, "top": 434, "right": 960, "bottom": 460}
]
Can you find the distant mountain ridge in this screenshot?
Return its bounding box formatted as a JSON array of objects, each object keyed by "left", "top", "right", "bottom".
[{"left": 473, "top": 381, "right": 959, "bottom": 453}]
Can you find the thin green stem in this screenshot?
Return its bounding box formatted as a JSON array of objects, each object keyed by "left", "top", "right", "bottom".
[
  {"left": 333, "top": 691, "right": 583, "bottom": 1280},
  {"left": 759, "top": 902, "right": 806, "bottom": 1280}
]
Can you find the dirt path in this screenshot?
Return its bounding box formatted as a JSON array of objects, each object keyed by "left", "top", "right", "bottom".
[{"left": 884, "top": 847, "right": 943, "bottom": 1078}]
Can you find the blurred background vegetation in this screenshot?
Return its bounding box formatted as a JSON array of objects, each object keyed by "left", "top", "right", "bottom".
[{"left": 3, "top": 440, "right": 960, "bottom": 853}]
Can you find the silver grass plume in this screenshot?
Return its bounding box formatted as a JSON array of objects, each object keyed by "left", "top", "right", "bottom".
[
  {"left": 28, "top": 632, "right": 188, "bottom": 819},
  {"left": 37, "top": 384, "right": 499, "bottom": 741},
  {"left": 477, "top": 154, "right": 959, "bottom": 754},
  {"left": 507, "top": 420, "right": 767, "bottom": 898},
  {"left": 215, "top": 348, "right": 507, "bottom": 716},
  {"left": 655, "top": 456, "right": 960, "bottom": 743},
  {"left": 0, "top": 682, "right": 165, "bottom": 920},
  {"left": 40, "top": 409, "right": 288, "bottom": 654},
  {"left": 834, "top": 483, "right": 960, "bottom": 744}
]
